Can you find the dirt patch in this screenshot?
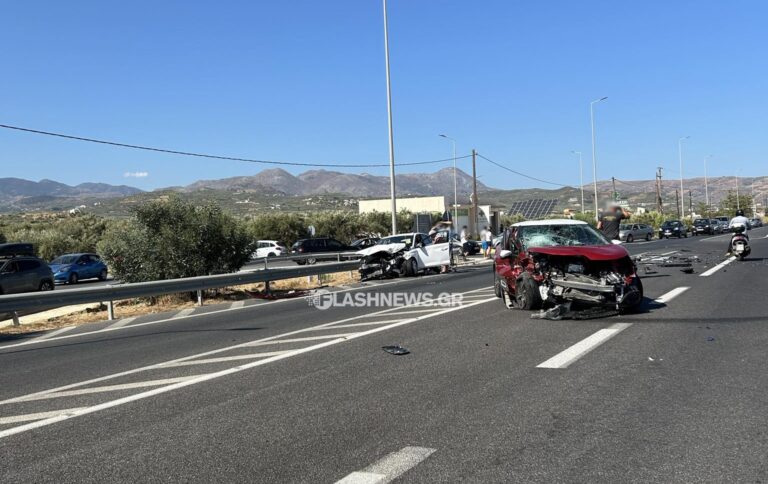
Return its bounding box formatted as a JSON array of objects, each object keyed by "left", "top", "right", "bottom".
[{"left": 1, "top": 270, "right": 359, "bottom": 335}]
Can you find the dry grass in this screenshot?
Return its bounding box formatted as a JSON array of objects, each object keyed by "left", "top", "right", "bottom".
[{"left": 1, "top": 270, "right": 359, "bottom": 335}]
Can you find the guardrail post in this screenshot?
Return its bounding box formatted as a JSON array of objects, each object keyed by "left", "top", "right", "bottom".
[
  {"left": 107, "top": 301, "right": 115, "bottom": 321},
  {"left": 265, "top": 281, "right": 271, "bottom": 295},
  {"left": 196, "top": 290, "right": 203, "bottom": 307},
  {"left": 337, "top": 253, "right": 341, "bottom": 262},
  {"left": 263, "top": 259, "right": 268, "bottom": 270},
  {"left": 12, "top": 311, "right": 20, "bottom": 327}
]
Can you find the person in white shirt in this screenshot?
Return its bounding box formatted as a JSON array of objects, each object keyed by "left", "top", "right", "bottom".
[
  {"left": 483, "top": 226, "right": 493, "bottom": 258},
  {"left": 726, "top": 209, "right": 750, "bottom": 255}
]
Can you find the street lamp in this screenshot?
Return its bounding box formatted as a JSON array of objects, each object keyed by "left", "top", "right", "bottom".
[
  {"left": 439, "top": 134, "right": 458, "bottom": 226},
  {"left": 590, "top": 96, "right": 608, "bottom": 222},
  {"left": 678, "top": 136, "right": 690, "bottom": 219},
  {"left": 571, "top": 150, "right": 585, "bottom": 213},
  {"left": 704, "top": 154, "right": 712, "bottom": 213},
  {"left": 382, "top": 0, "right": 397, "bottom": 234}
]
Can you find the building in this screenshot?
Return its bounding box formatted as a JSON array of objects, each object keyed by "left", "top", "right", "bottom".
[{"left": 358, "top": 196, "right": 447, "bottom": 214}]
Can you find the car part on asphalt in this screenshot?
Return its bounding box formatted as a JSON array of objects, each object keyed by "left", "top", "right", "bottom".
[{"left": 382, "top": 345, "right": 410, "bottom": 355}]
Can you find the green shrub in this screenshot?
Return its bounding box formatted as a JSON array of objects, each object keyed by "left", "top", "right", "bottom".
[{"left": 247, "top": 213, "right": 309, "bottom": 247}]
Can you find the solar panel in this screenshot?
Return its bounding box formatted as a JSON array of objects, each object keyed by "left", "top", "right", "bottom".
[{"left": 507, "top": 199, "right": 558, "bottom": 219}]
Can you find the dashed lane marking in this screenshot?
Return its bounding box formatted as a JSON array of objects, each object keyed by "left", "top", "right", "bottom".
[
  {"left": 336, "top": 446, "right": 437, "bottom": 484},
  {"left": 536, "top": 287, "right": 690, "bottom": 369},
  {"left": 172, "top": 308, "right": 195, "bottom": 318},
  {"left": 0, "top": 407, "right": 89, "bottom": 425},
  {"left": 104, "top": 316, "right": 136, "bottom": 330},
  {"left": 31, "top": 326, "right": 76, "bottom": 342},
  {"left": 700, "top": 256, "right": 736, "bottom": 277},
  {"left": 160, "top": 352, "right": 292, "bottom": 368}
]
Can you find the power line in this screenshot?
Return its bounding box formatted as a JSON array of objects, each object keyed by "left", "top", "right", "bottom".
[
  {"left": 476, "top": 153, "right": 573, "bottom": 188},
  {"left": 0, "top": 123, "right": 470, "bottom": 168},
  {"left": 613, "top": 178, "right": 647, "bottom": 189}
]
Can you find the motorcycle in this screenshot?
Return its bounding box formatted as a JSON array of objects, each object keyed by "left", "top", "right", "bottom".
[{"left": 730, "top": 225, "right": 751, "bottom": 260}]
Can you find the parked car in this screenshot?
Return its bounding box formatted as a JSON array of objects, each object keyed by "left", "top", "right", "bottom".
[
  {"left": 692, "top": 218, "right": 717, "bottom": 236},
  {"left": 350, "top": 237, "right": 380, "bottom": 250},
  {"left": 49, "top": 253, "right": 108, "bottom": 284},
  {"left": 291, "top": 237, "right": 355, "bottom": 264},
  {"left": 450, "top": 234, "right": 481, "bottom": 256},
  {"left": 658, "top": 220, "right": 688, "bottom": 239},
  {"left": 0, "top": 256, "right": 55, "bottom": 294},
  {"left": 619, "top": 223, "right": 653, "bottom": 242},
  {"left": 715, "top": 216, "right": 730, "bottom": 228},
  {"left": 493, "top": 220, "right": 642, "bottom": 313},
  {"left": 750, "top": 218, "right": 763, "bottom": 228},
  {"left": 252, "top": 240, "right": 286, "bottom": 258}
]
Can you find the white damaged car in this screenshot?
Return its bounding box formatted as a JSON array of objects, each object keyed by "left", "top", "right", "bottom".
[{"left": 356, "top": 233, "right": 452, "bottom": 280}]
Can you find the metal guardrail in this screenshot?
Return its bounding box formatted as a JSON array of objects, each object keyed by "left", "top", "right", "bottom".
[
  {"left": 248, "top": 251, "right": 362, "bottom": 267},
  {"left": 0, "top": 260, "right": 360, "bottom": 322}
]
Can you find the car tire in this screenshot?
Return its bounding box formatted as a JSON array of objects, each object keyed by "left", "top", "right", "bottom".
[
  {"left": 493, "top": 269, "right": 502, "bottom": 298},
  {"left": 39, "top": 280, "right": 54, "bottom": 291},
  {"left": 268, "top": 252, "right": 276, "bottom": 257},
  {"left": 306, "top": 257, "right": 317, "bottom": 265},
  {"left": 515, "top": 273, "right": 541, "bottom": 310},
  {"left": 620, "top": 277, "right": 644, "bottom": 312},
  {"left": 646, "top": 233, "right": 652, "bottom": 241},
  {"left": 69, "top": 273, "right": 79, "bottom": 284},
  {"left": 626, "top": 235, "right": 634, "bottom": 243},
  {"left": 408, "top": 258, "right": 419, "bottom": 277},
  {"left": 98, "top": 269, "right": 108, "bottom": 281}
]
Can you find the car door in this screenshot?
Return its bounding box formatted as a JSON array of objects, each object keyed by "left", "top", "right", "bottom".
[
  {"left": 423, "top": 234, "right": 451, "bottom": 267},
  {"left": 0, "top": 261, "right": 23, "bottom": 294}
]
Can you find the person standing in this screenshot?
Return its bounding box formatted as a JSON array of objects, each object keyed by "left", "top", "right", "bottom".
[
  {"left": 598, "top": 205, "right": 630, "bottom": 241},
  {"left": 483, "top": 226, "right": 493, "bottom": 258}
]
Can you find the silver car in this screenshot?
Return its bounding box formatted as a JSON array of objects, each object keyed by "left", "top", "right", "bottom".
[
  {"left": 0, "top": 256, "right": 55, "bottom": 294},
  {"left": 619, "top": 223, "right": 654, "bottom": 242}
]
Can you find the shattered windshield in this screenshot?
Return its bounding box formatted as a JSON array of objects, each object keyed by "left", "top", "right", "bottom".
[
  {"left": 518, "top": 224, "right": 609, "bottom": 249},
  {"left": 378, "top": 235, "right": 412, "bottom": 248}
]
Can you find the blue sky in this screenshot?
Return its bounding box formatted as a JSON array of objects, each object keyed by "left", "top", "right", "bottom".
[{"left": 1, "top": 0, "right": 766, "bottom": 190}]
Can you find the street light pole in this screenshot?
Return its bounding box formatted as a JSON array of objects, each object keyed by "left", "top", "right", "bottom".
[
  {"left": 590, "top": 97, "right": 608, "bottom": 222},
  {"left": 382, "top": 0, "right": 397, "bottom": 234},
  {"left": 678, "top": 136, "right": 690, "bottom": 219},
  {"left": 439, "top": 134, "right": 458, "bottom": 226},
  {"left": 704, "top": 154, "right": 712, "bottom": 212},
  {"left": 571, "top": 150, "right": 584, "bottom": 213}
]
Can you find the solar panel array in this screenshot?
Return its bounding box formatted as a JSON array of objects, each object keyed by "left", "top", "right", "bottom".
[{"left": 507, "top": 199, "right": 558, "bottom": 219}]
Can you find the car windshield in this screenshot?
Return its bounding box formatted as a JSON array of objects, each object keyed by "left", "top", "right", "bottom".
[
  {"left": 378, "top": 235, "right": 412, "bottom": 248},
  {"left": 518, "top": 224, "right": 609, "bottom": 249},
  {"left": 694, "top": 219, "right": 707, "bottom": 224},
  {"left": 51, "top": 255, "right": 79, "bottom": 264},
  {"left": 661, "top": 222, "right": 677, "bottom": 228}
]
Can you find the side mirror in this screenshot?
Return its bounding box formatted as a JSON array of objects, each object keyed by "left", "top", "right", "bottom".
[
  {"left": 611, "top": 240, "right": 623, "bottom": 245},
  {"left": 499, "top": 249, "right": 513, "bottom": 259}
]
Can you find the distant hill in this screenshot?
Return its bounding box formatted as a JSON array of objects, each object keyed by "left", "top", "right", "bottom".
[{"left": 0, "top": 178, "right": 143, "bottom": 212}]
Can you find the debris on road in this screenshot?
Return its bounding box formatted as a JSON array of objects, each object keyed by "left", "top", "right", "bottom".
[
  {"left": 382, "top": 345, "right": 410, "bottom": 355},
  {"left": 707, "top": 336, "right": 716, "bottom": 342},
  {"left": 530, "top": 302, "right": 620, "bottom": 320}
]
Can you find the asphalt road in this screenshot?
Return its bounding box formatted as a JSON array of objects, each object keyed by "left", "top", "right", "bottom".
[{"left": 1, "top": 227, "right": 767, "bottom": 482}]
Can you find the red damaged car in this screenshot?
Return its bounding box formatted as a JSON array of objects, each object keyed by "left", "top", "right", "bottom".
[{"left": 493, "top": 220, "right": 643, "bottom": 315}]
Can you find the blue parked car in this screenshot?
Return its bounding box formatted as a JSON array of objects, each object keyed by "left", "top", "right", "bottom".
[{"left": 49, "top": 253, "right": 108, "bottom": 284}]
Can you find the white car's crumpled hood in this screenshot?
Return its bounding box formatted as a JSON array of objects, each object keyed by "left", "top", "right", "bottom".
[{"left": 356, "top": 243, "right": 407, "bottom": 257}]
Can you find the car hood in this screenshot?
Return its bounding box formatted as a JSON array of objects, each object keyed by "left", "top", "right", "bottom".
[
  {"left": 356, "top": 243, "right": 407, "bottom": 257},
  {"left": 527, "top": 244, "right": 630, "bottom": 261}
]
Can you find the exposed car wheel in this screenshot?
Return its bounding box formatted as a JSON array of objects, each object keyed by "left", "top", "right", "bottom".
[
  {"left": 98, "top": 269, "right": 108, "bottom": 281},
  {"left": 620, "top": 277, "right": 644, "bottom": 312},
  {"left": 626, "top": 235, "right": 634, "bottom": 243},
  {"left": 493, "top": 269, "right": 502, "bottom": 298},
  {"left": 39, "top": 280, "right": 54, "bottom": 291},
  {"left": 515, "top": 273, "right": 541, "bottom": 310},
  {"left": 646, "top": 233, "right": 652, "bottom": 241},
  {"left": 69, "top": 273, "right": 79, "bottom": 284},
  {"left": 268, "top": 252, "right": 276, "bottom": 257},
  {"left": 407, "top": 259, "right": 419, "bottom": 277}
]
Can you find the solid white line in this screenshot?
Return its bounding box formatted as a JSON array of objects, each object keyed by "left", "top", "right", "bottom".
[
  {"left": 383, "top": 308, "right": 443, "bottom": 316},
  {"left": 173, "top": 308, "right": 195, "bottom": 318},
  {"left": 160, "top": 352, "right": 292, "bottom": 367},
  {"left": 3, "top": 376, "right": 202, "bottom": 404},
  {"left": 0, "top": 295, "right": 496, "bottom": 439},
  {"left": 307, "top": 320, "right": 406, "bottom": 330},
  {"left": 230, "top": 301, "right": 245, "bottom": 309},
  {"left": 0, "top": 274, "right": 433, "bottom": 351},
  {"left": 700, "top": 257, "right": 736, "bottom": 277},
  {"left": 104, "top": 316, "right": 136, "bottom": 330},
  {"left": 244, "top": 334, "right": 356, "bottom": 346},
  {"left": 537, "top": 287, "right": 690, "bottom": 369},
  {"left": 33, "top": 326, "right": 76, "bottom": 341},
  {"left": 0, "top": 407, "right": 89, "bottom": 425},
  {"left": 336, "top": 446, "right": 437, "bottom": 484}
]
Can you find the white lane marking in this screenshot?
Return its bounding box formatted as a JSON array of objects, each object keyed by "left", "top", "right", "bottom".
[
  {"left": 244, "top": 334, "right": 356, "bottom": 346},
  {"left": 32, "top": 326, "right": 76, "bottom": 342},
  {"left": 173, "top": 308, "right": 195, "bottom": 318},
  {"left": 336, "top": 446, "right": 437, "bottom": 484},
  {"left": 0, "top": 294, "right": 496, "bottom": 439},
  {"left": 306, "top": 320, "right": 406, "bottom": 330},
  {"left": 537, "top": 287, "right": 690, "bottom": 369},
  {"left": 654, "top": 286, "right": 690, "bottom": 303},
  {"left": 230, "top": 301, "right": 245, "bottom": 309},
  {"left": 0, "top": 274, "right": 438, "bottom": 350},
  {"left": 160, "top": 352, "right": 291, "bottom": 367},
  {"left": 660, "top": 250, "right": 678, "bottom": 256},
  {"left": 0, "top": 407, "right": 89, "bottom": 425},
  {"left": 104, "top": 317, "right": 136, "bottom": 330},
  {"left": 3, "top": 376, "right": 202, "bottom": 404},
  {"left": 700, "top": 257, "right": 736, "bottom": 277},
  {"left": 384, "top": 308, "right": 443, "bottom": 316}
]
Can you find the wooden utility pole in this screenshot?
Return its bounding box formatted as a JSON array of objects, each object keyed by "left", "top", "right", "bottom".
[
  {"left": 656, "top": 167, "right": 664, "bottom": 214},
  {"left": 675, "top": 189, "right": 680, "bottom": 218},
  {"left": 611, "top": 177, "right": 617, "bottom": 201},
  {"left": 471, "top": 149, "right": 479, "bottom": 237}
]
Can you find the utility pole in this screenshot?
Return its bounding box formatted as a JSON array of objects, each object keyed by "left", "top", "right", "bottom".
[
  {"left": 689, "top": 190, "right": 693, "bottom": 217},
  {"left": 675, "top": 189, "right": 680, "bottom": 218},
  {"left": 471, "top": 149, "right": 479, "bottom": 237},
  {"left": 611, "top": 177, "right": 617, "bottom": 201},
  {"left": 655, "top": 167, "right": 664, "bottom": 214},
  {"left": 382, "top": 0, "right": 397, "bottom": 234}
]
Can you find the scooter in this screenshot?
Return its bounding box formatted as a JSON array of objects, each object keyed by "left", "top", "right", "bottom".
[{"left": 730, "top": 225, "right": 751, "bottom": 260}]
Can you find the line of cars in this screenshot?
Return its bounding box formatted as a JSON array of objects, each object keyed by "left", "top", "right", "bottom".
[{"left": 0, "top": 243, "right": 108, "bottom": 295}]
